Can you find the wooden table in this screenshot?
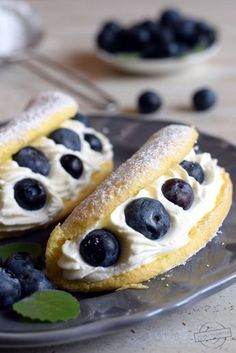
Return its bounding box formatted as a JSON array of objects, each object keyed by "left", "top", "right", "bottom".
[{"left": 2, "top": 0, "right": 236, "bottom": 352}]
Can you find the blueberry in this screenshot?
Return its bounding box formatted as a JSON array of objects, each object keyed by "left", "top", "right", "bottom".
[
  {"left": 163, "top": 41, "right": 182, "bottom": 57},
  {"left": 195, "top": 22, "right": 217, "bottom": 46},
  {"left": 141, "top": 44, "right": 165, "bottom": 59},
  {"left": 14, "top": 178, "right": 47, "bottom": 211},
  {"left": 13, "top": 147, "right": 50, "bottom": 176},
  {"left": 151, "top": 27, "right": 174, "bottom": 46},
  {"left": 19, "top": 269, "right": 53, "bottom": 297},
  {"left": 126, "top": 26, "right": 151, "bottom": 51},
  {"left": 0, "top": 268, "right": 21, "bottom": 309},
  {"left": 97, "top": 30, "right": 120, "bottom": 53},
  {"left": 4, "top": 252, "right": 35, "bottom": 276},
  {"left": 162, "top": 178, "right": 194, "bottom": 210},
  {"left": 96, "top": 21, "right": 122, "bottom": 53},
  {"left": 101, "top": 21, "right": 122, "bottom": 35},
  {"left": 159, "top": 8, "right": 182, "bottom": 28},
  {"left": 180, "top": 160, "right": 204, "bottom": 184},
  {"left": 72, "top": 113, "right": 91, "bottom": 127},
  {"left": 84, "top": 133, "right": 103, "bottom": 152},
  {"left": 175, "top": 19, "right": 197, "bottom": 44},
  {"left": 204, "top": 29, "right": 217, "bottom": 46},
  {"left": 195, "top": 21, "right": 211, "bottom": 34},
  {"left": 125, "top": 197, "right": 170, "bottom": 240},
  {"left": 138, "top": 91, "right": 162, "bottom": 114},
  {"left": 48, "top": 128, "right": 81, "bottom": 151},
  {"left": 80, "top": 229, "right": 120, "bottom": 267},
  {"left": 60, "top": 154, "right": 83, "bottom": 179},
  {"left": 137, "top": 19, "right": 158, "bottom": 33},
  {"left": 192, "top": 88, "right": 217, "bottom": 111}
]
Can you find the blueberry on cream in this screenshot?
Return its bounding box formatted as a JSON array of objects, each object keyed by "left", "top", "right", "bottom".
[
  {"left": 124, "top": 197, "right": 170, "bottom": 240},
  {"left": 60, "top": 154, "right": 83, "bottom": 179},
  {"left": 180, "top": 160, "right": 204, "bottom": 184},
  {"left": 13, "top": 147, "right": 50, "bottom": 176},
  {"left": 84, "top": 133, "right": 103, "bottom": 152},
  {"left": 161, "top": 178, "right": 194, "bottom": 210},
  {"left": 48, "top": 128, "right": 81, "bottom": 151},
  {"left": 80, "top": 229, "right": 120, "bottom": 267},
  {"left": 14, "top": 178, "right": 47, "bottom": 211}
]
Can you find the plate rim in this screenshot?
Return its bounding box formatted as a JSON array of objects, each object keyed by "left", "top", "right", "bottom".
[{"left": 0, "top": 116, "right": 235, "bottom": 348}]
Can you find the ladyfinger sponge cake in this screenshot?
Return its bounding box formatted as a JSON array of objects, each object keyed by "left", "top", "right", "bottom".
[
  {"left": 0, "top": 91, "right": 113, "bottom": 238},
  {"left": 46, "top": 124, "right": 232, "bottom": 292}
]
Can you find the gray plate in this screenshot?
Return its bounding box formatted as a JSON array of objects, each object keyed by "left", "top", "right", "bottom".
[{"left": 0, "top": 116, "right": 235, "bottom": 348}]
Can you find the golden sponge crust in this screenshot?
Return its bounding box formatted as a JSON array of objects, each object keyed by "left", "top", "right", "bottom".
[
  {"left": 46, "top": 171, "right": 232, "bottom": 291},
  {"left": 46, "top": 125, "right": 217, "bottom": 291},
  {"left": 0, "top": 91, "right": 78, "bottom": 165}
]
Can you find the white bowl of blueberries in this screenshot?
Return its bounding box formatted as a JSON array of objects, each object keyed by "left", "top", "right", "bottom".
[{"left": 95, "top": 8, "right": 219, "bottom": 75}]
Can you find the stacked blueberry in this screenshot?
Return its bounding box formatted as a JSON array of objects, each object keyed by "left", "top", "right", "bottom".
[
  {"left": 0, "top": 252, "right": 53, "bottom": 309},
  {"left": 96, "top": 8, "right": 217, "bottom": 59}
]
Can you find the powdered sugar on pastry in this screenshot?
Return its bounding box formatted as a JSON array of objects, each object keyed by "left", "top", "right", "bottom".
[{"left": 0, "top": 91, "right": 78, "bottom": 164}]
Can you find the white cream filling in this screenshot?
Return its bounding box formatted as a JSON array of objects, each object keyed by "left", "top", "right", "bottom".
[
  {"left": 58, "top": 150, "right": 224, "bottom": 282},
  {"left": 0, "top": 119, "right": 112, "bottom": 231}
]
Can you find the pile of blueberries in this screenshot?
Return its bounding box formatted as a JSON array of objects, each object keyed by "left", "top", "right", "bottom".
[
  {"left": 0, "top": 252, "right": 53, "bottom": 309},
  {"left": 96, "top": 8, "right": 217, "bottom": 59}
]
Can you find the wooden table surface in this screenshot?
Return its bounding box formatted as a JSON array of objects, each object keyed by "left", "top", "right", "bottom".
[{"left": 2, "top": 0, "right": 236, "bottom": 352}]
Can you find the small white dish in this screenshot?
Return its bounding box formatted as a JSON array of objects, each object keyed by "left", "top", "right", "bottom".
[{"left": 96, "top": 42, "right": 220, "bottom": 75}]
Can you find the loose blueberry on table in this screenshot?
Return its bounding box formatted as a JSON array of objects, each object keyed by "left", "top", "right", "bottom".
[
  {"left": 192, "top": 88, "right": 217, "bottom": 111},
  {"left": 138, "top": 90, "right": 162, "bottom": 114},
  {"left": 125, "top": 197, "right": 170, "bottom": 240},
  {"left": 96, "top": 8, "right": 218, "bottom": 59}
]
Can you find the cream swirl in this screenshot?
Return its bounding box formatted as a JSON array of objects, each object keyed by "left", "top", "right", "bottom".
[
  {"left": 58, "top": 150, "right": 224, "bottom": 282},
  {"left": 0, "top": 119, "right": 113, "bottom": 231}
]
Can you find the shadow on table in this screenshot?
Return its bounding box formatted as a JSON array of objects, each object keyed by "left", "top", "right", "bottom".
[{"left": 64, "top": 51, "right": 126, "bottom": 80}]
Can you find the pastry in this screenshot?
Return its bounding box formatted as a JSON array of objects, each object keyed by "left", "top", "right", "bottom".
[
  {"left": 46, "top": 124, "right": 232, "bottom": 292},
  {"left": 0, "top": 91, "right": 113, "bottom": 238}
]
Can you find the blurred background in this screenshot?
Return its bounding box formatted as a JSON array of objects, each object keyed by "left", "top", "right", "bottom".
[{"left": 0, "top": 0, "right": 235, "bottom": 144}]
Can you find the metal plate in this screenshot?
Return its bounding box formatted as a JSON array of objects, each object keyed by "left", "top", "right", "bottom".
[{"left": 0, "top": 116, "right": 235, "bottom": 348}]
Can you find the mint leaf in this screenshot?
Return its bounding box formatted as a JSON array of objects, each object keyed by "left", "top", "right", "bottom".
[
  {"left": 0, "top": 242, "right": 42, "bottom": 261},
  {"left": 13, "top": 290, "right": 80, "bottom": 322}
]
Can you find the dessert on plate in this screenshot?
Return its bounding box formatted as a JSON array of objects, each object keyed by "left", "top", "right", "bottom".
[
  {"left": 0, "top": 91, "right": 113, "bottom": 238},
  {"left": 46, "top": 124, "right": 232, "bottom": 292}
]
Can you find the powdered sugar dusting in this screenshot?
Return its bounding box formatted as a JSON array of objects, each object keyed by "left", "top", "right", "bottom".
[
  {"left": 0, "top": 91, "right": 77, "bottom": 147},
  {"left": 64, "top": 124, "right": 197, "bottom": 232}
]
